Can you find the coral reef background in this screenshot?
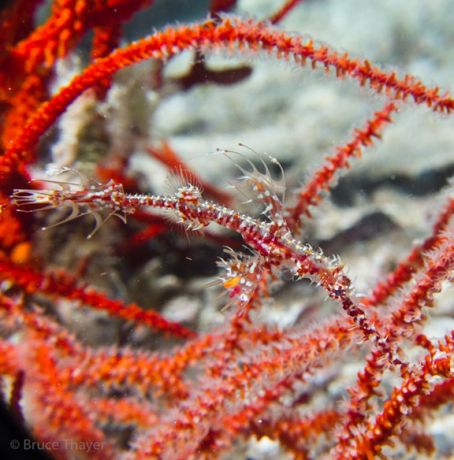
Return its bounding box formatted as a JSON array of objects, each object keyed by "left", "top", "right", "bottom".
[{"left": 0, "top": 0, "right": 453, "bottom": 459}]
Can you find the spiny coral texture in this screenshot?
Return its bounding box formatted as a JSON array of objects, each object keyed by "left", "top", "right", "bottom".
[{"left": 0, "top": 1, "right": 453, "bottom": 459}]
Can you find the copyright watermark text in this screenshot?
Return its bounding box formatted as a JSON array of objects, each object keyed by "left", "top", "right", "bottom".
[{"left": 10, "top": 438, "right": 104, "bottom": 453}]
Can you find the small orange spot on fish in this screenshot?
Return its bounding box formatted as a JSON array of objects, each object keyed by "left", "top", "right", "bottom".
[
  {"left": 11, "top": 241, "right": 32, "bottom": 264},
  {"left": 223, "top": 276, "right": 241, "bottom": 289}
]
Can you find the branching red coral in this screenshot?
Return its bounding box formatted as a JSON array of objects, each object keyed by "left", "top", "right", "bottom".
[
  {"left": 2, "top": 16, "right": 454, "bottom": 179},
  {"left": 287, "top": 101, "right": 398, "bottom": 227},
  {"left": 348, "top": 332, "right": 453, "bottom": 460},
  {"left": 0, "top": 260, "right": 195, "bottom": 339},
  {"left": 0, "top": 1, "right": 452, "bottom": 459}
]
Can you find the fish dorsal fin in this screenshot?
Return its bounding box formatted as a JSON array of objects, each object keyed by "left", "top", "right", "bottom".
[{"left": 216, "top": 144, "right": 288, "bottom": 229}]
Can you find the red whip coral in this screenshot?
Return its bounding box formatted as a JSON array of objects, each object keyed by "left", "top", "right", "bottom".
[{"left": 0, "top": 1, "right": 453, "bottom": 459}]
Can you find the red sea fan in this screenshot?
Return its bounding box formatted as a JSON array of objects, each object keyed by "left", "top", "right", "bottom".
[{"left": 0, "top": 1, "right": 453, "bottom": 459}]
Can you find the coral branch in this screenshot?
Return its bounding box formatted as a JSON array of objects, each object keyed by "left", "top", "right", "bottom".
[
  {"left": 347, "top": 332, "right": 454, "bottom": 459},
  {"left": 10, "top": 0, "right": 154, "bottom": 73},
  {"left": 0, "top": 260, "right": 195, "bottom": 339},
  {"left": 21, "top": 336, "right": 113, "bottom": 460},
  {"left": 2, "top": 17, "right": 453, "bottom": 179},
  {"left": 0, "top": 3, "right": 452, "bottom": 458},
  {"left": 127, "top": 319, "right": 355, "bottom": 458},
  {"left": 363, "top": 196, "right": 454, "bottom": 308},
  {"left": 287, "top": 102, "right": 398, "bottom": 228},
  {"left": 334, "top": 223, "right": 454, "bottom": 455},
  {"left": 270, "top": 0, "right": 304, "bottom": 24},
  {"left": 252, "top": 409, "right": 341, "bottom": 458}
]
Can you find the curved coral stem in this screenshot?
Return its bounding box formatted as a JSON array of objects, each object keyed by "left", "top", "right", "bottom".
[{"left": 2, "top": 17, "right": 453, "bottom": 179}]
